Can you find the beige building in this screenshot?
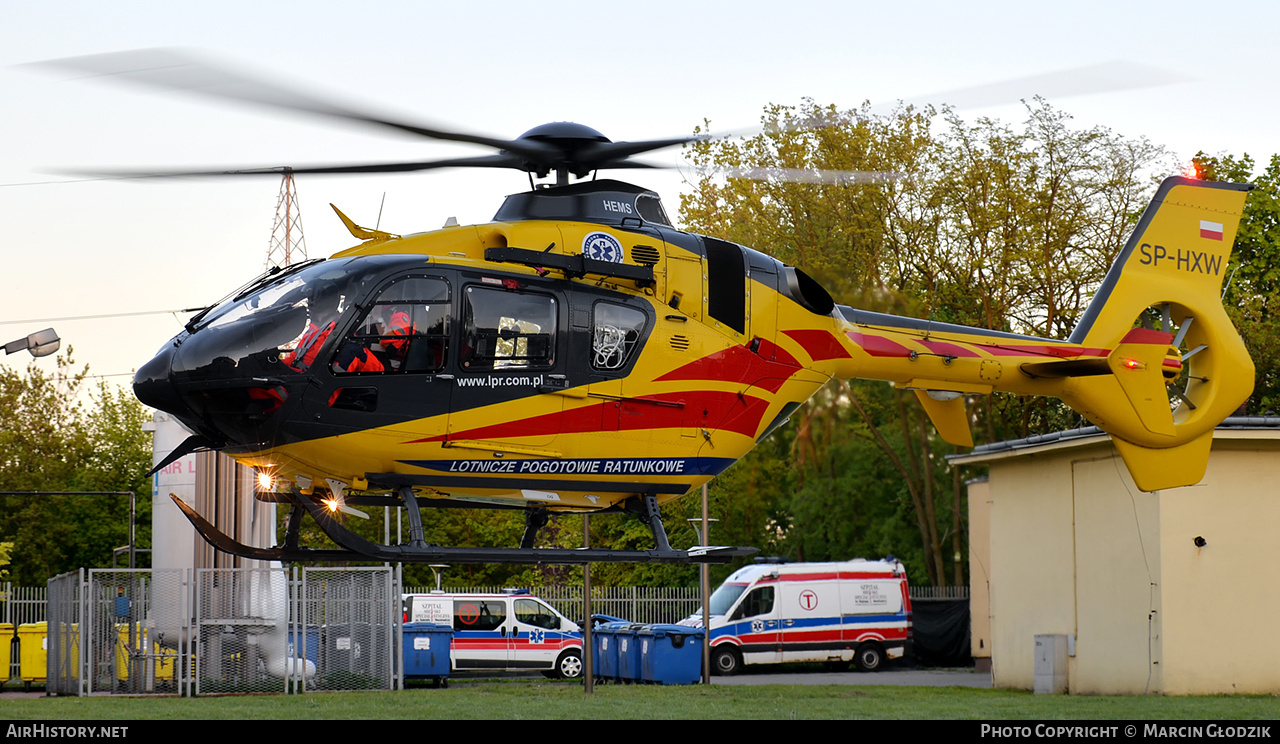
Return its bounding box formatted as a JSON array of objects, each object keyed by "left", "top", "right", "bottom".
[{"left": 953, "top": 419, "right": 1280, "bottom": 695}]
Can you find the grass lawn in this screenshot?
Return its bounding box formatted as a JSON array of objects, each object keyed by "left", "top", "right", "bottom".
[{"left": 1, "top": 680, "right": 1276, "bottom": 720}]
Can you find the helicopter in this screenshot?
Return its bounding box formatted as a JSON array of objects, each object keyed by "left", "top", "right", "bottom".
[{"left": 49, "top": 51, "right": 1255, "bottom": 565}]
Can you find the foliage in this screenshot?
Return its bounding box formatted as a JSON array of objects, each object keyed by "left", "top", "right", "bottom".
[
  {"left": 681, "top": 100, "right": 1169, "bottom": 584},
  {"left": 0, "top": 356, "right": 153, "bottom": 584},
  {"left": 1192, "top": 151, "right": 1280, "bottom": 414}
]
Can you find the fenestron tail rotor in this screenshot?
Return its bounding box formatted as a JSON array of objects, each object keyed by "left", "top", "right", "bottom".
[{"left": 1149, "top": 302, "right": 1213, "bottom": 420}]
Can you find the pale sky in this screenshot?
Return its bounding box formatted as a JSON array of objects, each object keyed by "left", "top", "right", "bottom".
[{"left": 2, "top": 0, "right": 1277, "bottom": 387}]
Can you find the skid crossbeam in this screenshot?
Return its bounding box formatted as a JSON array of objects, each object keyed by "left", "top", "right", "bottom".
[{"left": 170, "top": 492, "right": 755, "bottom": 565}]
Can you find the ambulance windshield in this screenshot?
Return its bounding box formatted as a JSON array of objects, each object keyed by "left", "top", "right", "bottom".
[{"left": 709, "top": 582, "right": 748, "bottom": 616}]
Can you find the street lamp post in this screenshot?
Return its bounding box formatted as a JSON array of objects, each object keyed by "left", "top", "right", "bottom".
[{"left": 3, "top": 328, "right": 60, "bottom": 358}]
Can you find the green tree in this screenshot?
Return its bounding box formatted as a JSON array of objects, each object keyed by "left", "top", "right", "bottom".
[
  {"left": 681, "top": 100, "right": 1166, "bottom": 585},
  {"left": 1192, "top": 151, "right": 1280, "bottom": 414},
  {"left": 0, "top": 358, "right": 153, "bottom": 584}
]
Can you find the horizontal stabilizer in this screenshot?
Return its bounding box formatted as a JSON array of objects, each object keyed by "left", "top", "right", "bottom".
[
  {"left": 1111, "top": 431, "right": 1213, "bottom": 491},
  {"left": 1021, "top": 358, "right": 1110, "bottom": 378}
]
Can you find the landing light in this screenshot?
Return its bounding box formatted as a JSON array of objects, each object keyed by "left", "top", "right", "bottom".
[
  {"left": 325, "top": 497, "right": 340, "bottom": 513},
  {"left": 256, "top": 471, "right": 276, "bottom": 491}
]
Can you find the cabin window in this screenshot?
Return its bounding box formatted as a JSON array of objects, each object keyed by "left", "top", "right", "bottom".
[
  {"left": 453, "top": 599, "right": 506, "bottom": 632},
  {"left": 591, "top": 302, "right": 646, "bottom": 370},
  {"left": 462, "top": 286, "right": 557, "bottom": 371},
  {"left": 332, "top": 275, "right": 451, "bottom": 375}
]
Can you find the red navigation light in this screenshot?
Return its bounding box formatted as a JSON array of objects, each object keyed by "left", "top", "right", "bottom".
[{"left": 1123, "top": 358, "right": 1143, "bottom": 370}]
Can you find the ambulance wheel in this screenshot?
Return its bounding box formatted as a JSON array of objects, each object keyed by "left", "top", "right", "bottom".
[
  {"left": 555, "top": 649, "right": 583, "bottom": 679},
  {"left": 712, "top": 646, "right": 742, "bottom": 676},
  {"left": 854, "top": 643, "right": 884, "bottom": 672}
]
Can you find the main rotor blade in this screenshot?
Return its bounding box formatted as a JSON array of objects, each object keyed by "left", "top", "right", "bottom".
[
  {"left": 59, "top": 153, "right": 530, "bottom": 180},
  {"left": 878, "top": 60, "right": 1191, "bottom": 114},
  {"left": 31, "top": 48, "right": 558, "bottom": 162},
  {"left": 578, "top": 136, "right": 708, "bottom": 165},
  {"left": 724, "top": 167, "right": 908, "bottom": 185}
]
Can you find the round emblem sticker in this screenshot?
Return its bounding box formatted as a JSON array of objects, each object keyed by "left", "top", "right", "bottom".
[{"left": 582, "top": 232, "right": 624, "bottom": 263}]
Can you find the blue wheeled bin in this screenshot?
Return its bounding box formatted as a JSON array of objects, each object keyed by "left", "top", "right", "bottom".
[
  {"left": 639, "top": 624, "right": 703, "bottom": 685},
  {"left": 615, "top": 624, "right": 645, "bottom": 683},
  {"left": 592, "top": 621, "right": 630, "bottom": 683},
  {"left": 402, "top": 622, "right": 454, "bottom": 688}
]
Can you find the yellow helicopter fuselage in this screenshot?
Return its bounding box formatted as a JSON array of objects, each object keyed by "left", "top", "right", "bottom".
[{"left": 136, "top": 176, "right": 1253, "bottom": 517}]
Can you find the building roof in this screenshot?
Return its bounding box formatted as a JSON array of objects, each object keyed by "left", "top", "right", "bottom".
[{"left": 948, "top": 416, "right": 1280, "bottom": 466}]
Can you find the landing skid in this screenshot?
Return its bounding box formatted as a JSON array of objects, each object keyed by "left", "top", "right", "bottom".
[{"left": 169, "top": 491, "right": 756, "bottom": 565}]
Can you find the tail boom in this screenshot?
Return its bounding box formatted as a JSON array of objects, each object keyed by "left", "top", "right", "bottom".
[{"left": 813, "top": 176, "right": 1254, "bottom": 491}]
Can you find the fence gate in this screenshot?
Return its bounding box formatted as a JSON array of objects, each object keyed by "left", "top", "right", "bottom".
[
  {"left": 299, "top": 567, "right": 397, "bottom": 692},
  {"left": 194, "top": 567, "right": 293, "bottom": 695},
  {"left": 46, "top": 570, "right": 84, "bottom": 696},
  {"left": 85, "top": 569, "right": 187, "bottom": 695}
]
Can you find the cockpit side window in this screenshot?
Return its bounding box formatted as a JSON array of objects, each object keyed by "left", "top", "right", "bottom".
[
  {"left": 332, "top": 276, "right": 451, "bottom": 375},
  {"left": 730, "top": 586, "right": 775, "bottom": 620},
  {"left": 515, "top": 598, "right": 560, "bottom": 630},
  {"left": 461, "top": 286, "right": 557, "bottom": 371}
]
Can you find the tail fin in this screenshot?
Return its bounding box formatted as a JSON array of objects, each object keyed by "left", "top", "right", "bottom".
[{"left": 1062, "top": 176, "right": 1254, "bottom": 490}]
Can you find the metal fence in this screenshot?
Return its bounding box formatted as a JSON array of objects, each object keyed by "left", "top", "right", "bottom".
[
  {"left": 32, "top": 576, "right": 969, "bottom": 695},
  {"left": 1, "top": 583, "right": 49, "bottom": 626},
  {"left": 42, "top": 566, "right": 399, "bottom": 696},
  {"left": 909, "top": 586, "right": 970, "bottom": 600},
  {"left": 401, "top": 584, "right": 968, "bottom": 621},
  {"left": 405, "top": 585, "right": 704, "bottom": 625}
]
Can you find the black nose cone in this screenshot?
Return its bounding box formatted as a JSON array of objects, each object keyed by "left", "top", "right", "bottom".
[{"left": 134, "top": 343, "right": 187, "bottom": 417}]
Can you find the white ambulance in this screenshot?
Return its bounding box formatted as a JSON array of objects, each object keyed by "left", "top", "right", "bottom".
[
  {"left": 403, "top": 590, "right": 584, "bottom": 678},
  {"left": 680, "top": 559, "right": 913, "bottom": 675}
]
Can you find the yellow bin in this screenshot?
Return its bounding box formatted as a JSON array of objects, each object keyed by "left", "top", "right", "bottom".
[
  {"left": 0, "top": 623, "right": 13, "bottom": 690},
  {"left": 115, "top": 624, "right": 175, "bottom": 682},
  {"left": 18, "top": 622, "right": 47, "bottom": 690}
]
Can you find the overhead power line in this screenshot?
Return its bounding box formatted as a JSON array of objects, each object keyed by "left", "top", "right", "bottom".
[{"left": 0, "top": 308, "right": 203, "bottom": 326}]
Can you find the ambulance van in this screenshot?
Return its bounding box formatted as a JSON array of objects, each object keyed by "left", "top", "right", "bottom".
[
  {"left": 680, "top": 559, "right": 912, "bottom": 675},
  {"left": 403, "top": 589, "right": 584, "bottom": 678}
]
